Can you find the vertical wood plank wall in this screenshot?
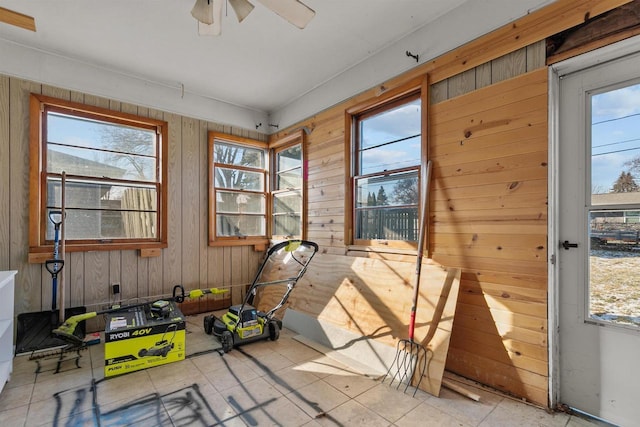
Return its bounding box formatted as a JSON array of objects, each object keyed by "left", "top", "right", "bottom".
[
  {"left": 431, "top": 69, "right": 549, "bottom": 405},
  {"left": 0, "top": 76, "right": 266, "bottom": 323},
  {"left": 431, "top": 43, "right": 548, "bottom": 405},
  {"left": 272, "top": 42, "right": 549, "bottom": 405}
]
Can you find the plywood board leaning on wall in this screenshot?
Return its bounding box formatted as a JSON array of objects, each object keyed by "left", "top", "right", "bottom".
[{"left": 254, "top": 252, "right": 461, "bottom": 397}]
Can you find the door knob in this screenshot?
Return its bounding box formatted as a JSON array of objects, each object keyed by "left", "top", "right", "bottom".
[{"left": 561, "top": 240, "right": 578, "bottom": 250}]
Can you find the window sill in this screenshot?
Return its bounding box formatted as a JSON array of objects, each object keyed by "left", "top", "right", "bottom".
[
  {"left": 28, "top": 241, "right": 167, "bottom": 263},
  {"left": 347, "top": 244, "right": 417, "bottom": 255},
  {"left": 208, "top": 238, "right": 269, "bottom": 251}
]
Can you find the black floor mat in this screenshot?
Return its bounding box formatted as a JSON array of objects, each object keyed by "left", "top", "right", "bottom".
[{"left": 15, "top": 307, "right": 87, "bottom": 355}]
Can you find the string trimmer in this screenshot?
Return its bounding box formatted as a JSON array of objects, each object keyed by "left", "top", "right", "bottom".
[{"left": 52, "top": 285, "right": 228, "bottom": 345}]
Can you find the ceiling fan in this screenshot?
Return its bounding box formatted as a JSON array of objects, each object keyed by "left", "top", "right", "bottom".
[
  {"left": 0, "top": 6, "right": 36, "bottom": 31},
  {"left": 191, "top": 0, "right": 315, "bottom": 36}
]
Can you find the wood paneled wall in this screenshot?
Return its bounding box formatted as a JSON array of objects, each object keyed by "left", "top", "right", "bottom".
[
  {"left": 267, "top": 0, "right": 632, "bottom": 406},
  {"left": 0, "top": 75, "right": 266, "bottom": 323},
  {"left": 271, "top": 42, "right": 549, "bottom": 404},
  {"left": 431, "top": 68, "right": 548, "bottom": 405}
]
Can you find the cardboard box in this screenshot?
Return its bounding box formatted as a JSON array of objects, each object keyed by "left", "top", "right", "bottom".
[{"left": 104, "top": 301, "right": 185, "bottom": 377}]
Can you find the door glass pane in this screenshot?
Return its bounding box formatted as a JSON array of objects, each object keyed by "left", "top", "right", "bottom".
[
  {"left": 589, "top": 82, "right": 640, "bottom": 328},
  {"left": 591, "top": 83, "right": 640, "bottom": 200}
]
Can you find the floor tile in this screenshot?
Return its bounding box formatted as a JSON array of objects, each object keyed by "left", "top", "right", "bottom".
[
  {"left": 256, "top": 394, "right": 315, "bottom": 426},
  {"left": 0, "top": 403, "right": 29, "bottom": 427},
  {"left": 94, "top": 370, "right": 155, "bottom": 407},
  {"left": 355, "top": 383, "right": 424, "bottom": 424},
  {"left": 282, "top": 339, "right": 326, "bottom": 364},
  {"left": 26, "top": 383, "right": 94, "bottom": 427},
  {"left": 294, "top": 354, "right": 355, "bottom": 379},
  {"left": 4, "top": 368, "right": 37, "bottom": 389},
  {"left": 321, "top": 371, "right": 379, "bottom": 398},
  {"left": 161, "top": 382, "right": 243, "bottom": 427},
  {"left": 566, "top": 414, "right": 614, "bottom": 427},
  {"left": 146, "top": 358, "right": 204, "bottom": 391},
  {"left": 0, "top": 382, "right": 33, "bottom": 412},
  {"left": 319, "top": 399, "right": 391, "bottom": 426},
  {"left": 479, "top": 398, "right": 571, "bottom": 427},
  {"left": 262, "top": 363, "right": 322, "bottom": 395},
  {"left": 30, "top": 370, "right": 91, "bottom": 404},
  {"left": 221, "top": 376, "right": 286, "bottom": 425},
  {"left": 0, "top": 313, "right": 592, "bottom": 426},
  {"left": 426, "top": 384, "right": 503, "bottom": 426},
  {"left": 240, "top": 346, "right": 296, "bottom": 374},
  {"left": 286, "top": 379, "right": 351, "bottom": 419},
  {"left": 396, "top": 399, "right": 474, "bottom": 427},
  {"left": 197, "top": 352, "right": 262, "bottom": 393},
  {"left": 98, "top": 394, "right": 172, "bottom": 426}
]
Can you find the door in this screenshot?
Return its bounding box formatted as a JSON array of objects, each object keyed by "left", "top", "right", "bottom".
[{"left": 558, "top": 51, "right": 640, "bottom": 426}]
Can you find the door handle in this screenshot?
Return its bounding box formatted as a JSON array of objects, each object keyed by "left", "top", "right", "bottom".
[{"left": 561, "top": 240, "right": 578, "bottom": 250}]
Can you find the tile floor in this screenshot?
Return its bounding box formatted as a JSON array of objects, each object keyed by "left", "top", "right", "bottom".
[{"left": 1, "top": 313, "right": 608, "bottom": 427}]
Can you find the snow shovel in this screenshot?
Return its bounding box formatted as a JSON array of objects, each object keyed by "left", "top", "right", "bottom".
[
  {"left": 47, "top": 210, "right": 64, "bottom": 322},
  {"left": 384, "top": 160, "right": 432, "bottom": 396}
]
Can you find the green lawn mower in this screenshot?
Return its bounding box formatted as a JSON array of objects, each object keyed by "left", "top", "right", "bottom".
[{"left": 203, "top": 239, "right": 318, "bottom": 353}]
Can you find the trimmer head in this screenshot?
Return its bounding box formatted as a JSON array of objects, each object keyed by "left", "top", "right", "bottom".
[
  {"left": 51, "top": 322, "right": 84, "bottom": 345},
  {"left": 51, "top": 312, "right": 98, "bottom": 345}
]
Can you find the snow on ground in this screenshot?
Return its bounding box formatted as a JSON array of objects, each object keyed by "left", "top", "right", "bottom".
[{"left": 590, "top": 249, "right": 640, "bottom": 326}]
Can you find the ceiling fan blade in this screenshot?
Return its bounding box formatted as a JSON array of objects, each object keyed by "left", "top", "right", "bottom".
[
  {"left": 197, "top": 0, "right": 223, "bottom": 36},
  {"left": 0, "top": 6, "right": 36, "bottom": 31},
  {"left": 191, "top": 0, "right": 214, "bottom": 25},
  {"left": 256, "top": 0, "right": 315, "bottom": 29},
  {"left": 229, "top": 0, "right": 254, "bottom": 23}
]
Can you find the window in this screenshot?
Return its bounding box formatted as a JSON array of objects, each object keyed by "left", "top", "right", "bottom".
[
  {"left": 348, "top": 90, "right": 423, "bottom": 249},
  {"left": 29, "top": 94, "right": 168, "bottom": 260},
  {"left": 271, "top": 131, "right": 306, "bottom": 240},
  {"left": 208, "top": 133, "right": 268, "bottom": 246}
]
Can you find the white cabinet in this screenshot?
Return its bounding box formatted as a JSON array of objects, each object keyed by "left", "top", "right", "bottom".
[{"left": 0, "top": 270, "right": 16, "bottom": 394}]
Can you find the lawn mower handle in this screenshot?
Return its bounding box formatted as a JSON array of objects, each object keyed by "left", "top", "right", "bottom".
[{"left": 267, "top": 239, "right": 319, "bottom": 256}]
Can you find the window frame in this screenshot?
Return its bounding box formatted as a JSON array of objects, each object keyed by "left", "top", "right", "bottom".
[
  {"left": 208, "top": 132, "right": 269, "bottom": 247},
  {"left": 345, "top": 77, "right": 428, "bottom": 251},
  {"left": 270, "top": 130, "right": 307, "bottom": 241},
  {"left": 28, "top": 94, "right": 168, "bottom": 262}
]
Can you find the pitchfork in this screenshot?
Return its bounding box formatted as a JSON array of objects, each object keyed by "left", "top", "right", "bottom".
[{"left": 384, "top": 160, "right": 432, "bottom": 397}]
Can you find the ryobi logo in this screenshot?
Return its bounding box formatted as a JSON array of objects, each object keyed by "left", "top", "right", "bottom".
[
  {"left": 109, "top": 331, "right": 130, "bottom": 340},
  {"left": 109, "top": 328, "right": 152, "bottom": 340}
]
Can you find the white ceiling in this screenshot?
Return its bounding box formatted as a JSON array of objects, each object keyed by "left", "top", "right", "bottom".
[{"left": 0, "top": 0, "right": 555, "bottom": 131}]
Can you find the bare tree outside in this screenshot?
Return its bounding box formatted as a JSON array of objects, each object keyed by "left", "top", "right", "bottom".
[
  {"left": 611, "top": 171, "right": 639, "bottom": 193},
  {"left": 392, "top": 176, "right": 418, "bottom": 204},
  {"left": 100, "top": 126, "right": 155, "bottom": 180}
]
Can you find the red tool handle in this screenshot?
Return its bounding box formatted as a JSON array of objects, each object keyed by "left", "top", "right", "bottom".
[{"left": 409, "top": 310, "right": 417, "bottom": 341}]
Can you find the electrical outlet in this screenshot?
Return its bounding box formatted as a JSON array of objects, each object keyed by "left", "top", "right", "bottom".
[{"left": 112, "top": 283, "right": 120, "bottom": 295}]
